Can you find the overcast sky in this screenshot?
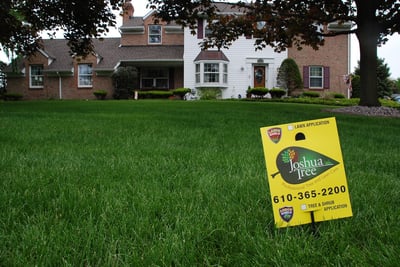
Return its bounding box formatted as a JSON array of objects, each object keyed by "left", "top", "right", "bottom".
[{"left": 2, "top": 1, "right": 399, "bottom": 79}]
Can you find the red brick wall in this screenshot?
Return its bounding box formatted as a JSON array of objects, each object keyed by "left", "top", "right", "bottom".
[
  {"left": 120, "top": 15, "right": 184, "bottom": 46},
  {"left": 6, "top": 54, "right": 115, "bottom": 100},
  {"left": 288, "top": 34, "right": 350, "bottom": 97}
]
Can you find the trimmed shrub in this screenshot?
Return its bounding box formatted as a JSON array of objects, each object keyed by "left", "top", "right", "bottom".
[
  {"left": 333, "top": 93, "right": 345, "bottom": 99},
  {"left": 277, "top": 58, "right": 303, "bottom": 96},
  {"left": 138, "top": 90, "right": 173, "bottom": 99},
  {"left": 93, "top": 90, "right": 107, "bottom": 100},
  {"left": 269, "top": 88, "right": 286, "bottom": 98},
  {"left": 302, "top": 91, "right": 320, "bottom": 98},
  {"left": 248, "top": 87, "right": 269, "bottom": 98},
  {"left": 172, "top": 88, "right": 191, "bottom": 99},
  {"left": 4, "top": 92, "right": 23, "bottom": 101}
]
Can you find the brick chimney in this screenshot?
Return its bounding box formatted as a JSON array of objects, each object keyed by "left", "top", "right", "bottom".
[{"left": 122, "top": 0, "right": 134, "bottom": 24}]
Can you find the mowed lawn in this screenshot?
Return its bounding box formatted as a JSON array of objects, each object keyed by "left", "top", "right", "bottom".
[{"left": 0, "top": 100, "right": 399, "bottom": 266}]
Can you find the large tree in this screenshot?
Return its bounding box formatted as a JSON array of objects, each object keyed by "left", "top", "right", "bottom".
[
  {"left": 0, "top": 0, "right": 124, "bottom": 56},
  {"left": 149, "top": 0, "right": 400, "bottom": 106}
]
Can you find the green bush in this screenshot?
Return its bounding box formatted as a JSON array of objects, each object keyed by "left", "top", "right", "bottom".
[
  {"left": 351, "top": 75, "right": 360, "bottom": 98},
  {"left": 302, "top": 91, "right": 320, "bottom": 98},
  {"left": 269, "top": 88, "right": 286, "bottom": 98},
  {"left": 4, "top": 92, "right": 23, "bottom": 101},
  {"left": 93, "top": 90, "right": 107, "bottom": 100},
  {"left": 248, "top": 87, "right": 269, "bottom": 98},
  {"left": 172, "top": 88, "right": 191, "bottom": 98},
  {"left": 333, "top": 93, "right": 345, "bottom": 99},
  {"left": 198, "top": 87, "right": 222, "bottom": 100},
  {"left": 277, "top": 58, "right": 303, "bottom": 96},
  {"left": 138, "top": 90, "right": 173, "bottom": 99},
  {"left": 112, "top": 66, "right": 138, "bottom": 99}
]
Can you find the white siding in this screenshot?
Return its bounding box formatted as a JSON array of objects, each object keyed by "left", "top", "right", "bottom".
[{"left": 184, "top": 27, "right": 288, "bottom": 99}]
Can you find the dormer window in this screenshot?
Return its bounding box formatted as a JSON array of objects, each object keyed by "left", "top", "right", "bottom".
[{"left": 148, "top": 25, "right": 162, "bottom": 44}]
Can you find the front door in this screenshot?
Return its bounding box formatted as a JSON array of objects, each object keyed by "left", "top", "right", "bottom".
[{"left": 254, "top": 66, "right": 266, "bottom": 88}]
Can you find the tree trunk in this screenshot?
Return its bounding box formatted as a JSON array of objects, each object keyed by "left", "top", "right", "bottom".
[
  {"left": 357, "top": 33, "right": 380, "bottom": 106},
  {"left": 355, "top": 1, "right": 380, "bottom": 107}
]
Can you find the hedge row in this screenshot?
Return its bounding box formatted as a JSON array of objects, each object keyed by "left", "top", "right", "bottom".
[{"left": 247, "top": 87, "right": 286, "bottom": 98}]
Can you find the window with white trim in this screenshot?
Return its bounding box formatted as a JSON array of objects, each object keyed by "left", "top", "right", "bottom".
[
  {"left": 78, "top": 64, "right": 93, "bottom": 87},
  {"left": 223, "top": 64, "right": 228, "bottom": 83},
  {"left": 148, "top": 25, "right": 162, "bottom": 44},
  {"left": 30, "top": 65, "right": 44, "bottom": 88},
  {"left": 195, "top": 62, "right": 228, "bottom": 85},
  {"left": 309, "top": 66, "right": 323, "bottom": 88},
  {"left": 204, "top": 63, "right": 219, "bottom": 83},
  {"left": 142, "top": 68, "right": 169, "bottom": 89},
  {"left": 195, "top": 64, "right": 201, "bottom": 83}
]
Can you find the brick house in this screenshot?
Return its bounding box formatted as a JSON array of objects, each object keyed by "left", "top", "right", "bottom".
[
  {"left": 5, "top": 0, "right": 184, "bottom": 100},
  {"left": 4, "top": 1, "right": 351, "bottom": 100},
  {"left": 288, "top": 23, "right": 352, "bottom": 98}
]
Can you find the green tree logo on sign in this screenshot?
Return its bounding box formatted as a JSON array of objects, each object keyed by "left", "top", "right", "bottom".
[{"left": 273, "top": 147, "right": 339, "bottom": 184}]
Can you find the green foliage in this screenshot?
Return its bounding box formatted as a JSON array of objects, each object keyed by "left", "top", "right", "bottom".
[
  {"left": 4, "top": 92, "right": 23, "bottom": 100},
  {"left": 112, "top": 66, "right": 138, "bottom": 100},
  {"left": 138, "top": 90, "right": 173, "bottom": 99},
  {"left": 93, "top": 90, "right": 107, "bottom": 100},
  {"left": 269, "top": 88, "right": 286, "bottom": 98},
  {"left": 395, "top": 78, "right": 400, "bottom": 93},
  {"left": 354, "top": 58, "right": 393, "bottom": 98},
  {"left": 1, "top": 1, "right": 121, "bottom": 56},
  {"left": 333, "top": 93, "right": 345, "bottom": 99},
  {"left": 248, "top": 87, "right": 269, "bottom": 98},
  {"left": 302, "top": 91, "right": 320, "bottom": 98},
  {"left": 277, "top": 58, "right": 303, "bottom": 96},
  {"left": 198, "top": 87, "right": 222, "bottom": 100},
  {"left": 172, "top": 88, "right": 191, "bottom": 98},
  {"left": 351, "top": 75, "right": 361, "bottom": 98}
]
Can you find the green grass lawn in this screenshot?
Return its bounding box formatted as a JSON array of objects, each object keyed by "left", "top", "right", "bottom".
[{"left": 0, "top": 100, "right": 399, "bottom": 266}]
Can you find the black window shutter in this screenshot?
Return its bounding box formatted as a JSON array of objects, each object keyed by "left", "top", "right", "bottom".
[
  {"left": 323, "top": 66, "right": 330, "bottom": 89},
  {"left": 197, "top": 19, "right": 204, "bottom": 39},
  {"left": 303, "top": 66, "right": 309, "bottom": 88}
]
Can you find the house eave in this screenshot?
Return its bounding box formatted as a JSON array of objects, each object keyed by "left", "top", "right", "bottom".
[{"left": 119, "top": 26, "right": 145, "bottom": 34}]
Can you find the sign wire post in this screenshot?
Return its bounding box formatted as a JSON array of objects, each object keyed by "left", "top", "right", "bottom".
[{"left": 310, "top": 211, "right": 318, "bottom": 236}]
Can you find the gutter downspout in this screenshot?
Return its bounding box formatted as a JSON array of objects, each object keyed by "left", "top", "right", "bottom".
[
  {"left": 347, "top": 33, "right": 351, "bottom": 99},
  {"left": 57, "top": 72, "right": 62, "bottom": 100}
]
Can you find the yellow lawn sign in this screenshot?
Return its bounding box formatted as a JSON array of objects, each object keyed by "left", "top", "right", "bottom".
[{"left": 260, "top": 117, "right": 352, "bottom": 228}]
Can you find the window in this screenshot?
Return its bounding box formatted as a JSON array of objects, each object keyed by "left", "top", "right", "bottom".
[
  {"left": 142, "top": 68, "right": 169, "bottom": 89},
  {"left": 223, "top": 64, "right": 228, "bottom": 83},
  {"left": 309, "top": 66, "right": 323, "bottom": 88},
  {"left": 303, "top": 66, "right": 330, "bottom": 89},
  {"left": 195, "top": 64, "right": 201, "bottom": 83},
  {"left": 194, "top": 62, "right": 228, "bottom": 85},
  {"left": 30, "top": 65, "right": 44, "bottom": 88},
  {"left": 78, "top": 64, "right": 93, "bottom": 87},
  {"left": 149, "top": 25, "right": 162, "bottom": 44},
  {"left": 204, "top": 63, "right": 219, "bottom": 83}
]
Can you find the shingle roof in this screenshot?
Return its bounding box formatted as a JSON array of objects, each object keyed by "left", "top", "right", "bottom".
[
  {"left": 5, "top": 38, "right": 184, "bottom": 73},
  {"left": 194, "top": 50, "right": 229, "bottom": 62}
]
